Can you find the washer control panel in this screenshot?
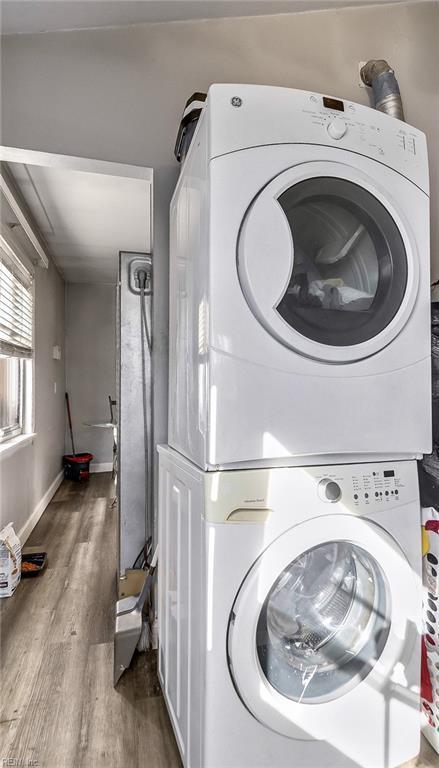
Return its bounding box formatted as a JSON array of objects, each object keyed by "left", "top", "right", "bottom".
[
  {"left": 204, "top": 457, "right": 419, "bottom": 523},
  {"left": 350, "top": 467, "right": 403, "bottom": 506},
  {"left": 312, "top": 461, "right": 416, "bottom": 511}
]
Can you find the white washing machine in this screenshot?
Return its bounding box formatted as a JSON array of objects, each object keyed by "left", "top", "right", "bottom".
[
  {"left": 158, "top": 445, "right": 422, "bottom": 768},
  {"left": 169, "top": 84, "right": 431, "bottom": 470}
]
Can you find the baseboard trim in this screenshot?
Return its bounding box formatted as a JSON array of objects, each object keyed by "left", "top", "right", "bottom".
[
  {"left": 90, "top": 462, "right": 113, "bottom": 474},
  {"left": 18, "top": 469, "right": 64, "bottom": 545}
]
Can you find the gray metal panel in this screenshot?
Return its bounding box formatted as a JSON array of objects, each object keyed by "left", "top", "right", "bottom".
[{"left": 118, "top": 251, "right": 152, "bottom": 575}]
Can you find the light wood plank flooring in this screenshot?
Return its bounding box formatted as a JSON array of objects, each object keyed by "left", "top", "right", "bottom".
[
  {"left": 0, "top": 473, "right": 181, "bottom": 768},
  {"left": 0, "top": 473, "right": 437, "bottom": 768}
]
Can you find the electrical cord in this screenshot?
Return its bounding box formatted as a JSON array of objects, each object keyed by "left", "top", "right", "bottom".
[
  {"left": 132, "top": 544, "right": 146, "bottom": 570},
  {"left": 140, "top": 285, "right": 152, "bottom": 354},
  {"left": 131, "top": 536, "right": 153, "bottom": 570}
]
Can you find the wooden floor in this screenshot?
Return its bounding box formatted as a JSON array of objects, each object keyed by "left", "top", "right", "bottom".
[
  {"left": 0, "top": 473, "right": 437, "bottom": 768},
  {"left": 0, "top": 473, "right": 181, "bottom": 768}
]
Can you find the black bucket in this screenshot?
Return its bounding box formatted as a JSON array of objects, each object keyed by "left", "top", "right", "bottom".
[
  {"left": 174, "top": 92, "right": 207, "bottom": 164},
  {"left": 63, "top": 453, "right": 93, "bottom": 481}
]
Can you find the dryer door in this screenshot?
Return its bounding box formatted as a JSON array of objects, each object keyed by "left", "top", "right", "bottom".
[
  {"left": 227, "top": 514, "right": 419, "bottom": 740},
  {"left": 237, "top": 161, "right": 419, "bottom": 363}
]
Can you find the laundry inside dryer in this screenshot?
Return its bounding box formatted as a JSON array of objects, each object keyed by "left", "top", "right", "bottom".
[{"left": 276, "top": 177, "right": 408, "bottom": 346}]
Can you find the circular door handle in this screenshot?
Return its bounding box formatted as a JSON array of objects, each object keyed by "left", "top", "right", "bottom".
[
  {"left": 238, "top": 190, "right": 294, "bottom": 326},
  {"left": 318, "top": 478, "right": 342, "bottom": 502}
]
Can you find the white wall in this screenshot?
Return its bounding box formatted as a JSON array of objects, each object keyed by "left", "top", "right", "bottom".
[
  {"left": 0, "top": 258, "right": 65, "bottom": 538},
  {"left": 65, "top": 283, "right": 116, "bottom": 467},
  {"left": 1, "top": 1, "right": 438, "bottom": 487}
]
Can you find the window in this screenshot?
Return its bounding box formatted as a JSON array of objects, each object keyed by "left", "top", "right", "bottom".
[
  {"left": 0, "top": 250, "right": 33, "bottom": 442},
  {"left": 0, "top": 357, "right": 22, "bottom": 440}
]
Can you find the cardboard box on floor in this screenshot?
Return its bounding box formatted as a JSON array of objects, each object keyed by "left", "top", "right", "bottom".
[
  {"left": 0, "top": 523, "right": 21, "bottom": 597},
  {"left": 118, "top": 569, "right": 146, "bottom": 599}
]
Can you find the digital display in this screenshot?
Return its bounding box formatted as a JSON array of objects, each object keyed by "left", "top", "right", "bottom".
[
  {"left": 323, "top": 96, "right": 345, "bottom": 112},
  {"left": 384, "top": 470, "right": 395, "bottom": 478}
]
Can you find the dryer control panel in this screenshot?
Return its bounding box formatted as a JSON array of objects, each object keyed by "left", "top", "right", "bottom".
[
  {"left": 207, "top": 84, "right": 428, "bottom": 193},
  {"left": 303, "top": 93, "right": 420, "bottom": 167}
]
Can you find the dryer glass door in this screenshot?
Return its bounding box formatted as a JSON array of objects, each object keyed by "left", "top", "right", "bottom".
[
  {"left": 276, "top": 178, "right": 407, "bottom": 346},
  {"left": 237, "top": 162, "right": 417, "bottom": 363},
  {"left": 255, "top": 540, "right": 389, "bottom": 703}
]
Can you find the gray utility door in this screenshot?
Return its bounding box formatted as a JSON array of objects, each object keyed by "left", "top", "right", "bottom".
[{"left": 118, "top": 251, "right": 153, "bottom": 575}]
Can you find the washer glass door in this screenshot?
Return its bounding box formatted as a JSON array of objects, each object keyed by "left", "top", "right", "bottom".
[
  {"left": 256, "top": 541, "right": 389, "bottom": 703},
  {"left": 227, "top": 514, "right": 419, "bottom": 740}
]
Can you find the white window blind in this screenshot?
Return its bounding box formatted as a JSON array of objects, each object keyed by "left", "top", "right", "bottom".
[{"left": 0, "top": 249, "right": 33, "bottom": 358}]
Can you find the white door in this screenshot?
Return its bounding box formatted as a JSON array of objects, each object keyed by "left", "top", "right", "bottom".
[
  {"left": 227, "top": 514, "right": 419, "bottom": 740},
  {"left": 237, "top": 161, "right": 419, "bottom": 363}
]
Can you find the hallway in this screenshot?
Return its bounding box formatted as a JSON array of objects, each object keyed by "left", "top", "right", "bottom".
[{"left": 0, "top": 474, "right": 181, "bottom": 768}]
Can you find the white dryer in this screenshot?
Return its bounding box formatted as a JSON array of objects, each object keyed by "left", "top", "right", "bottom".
[
  {"left": 169, "top": 84, "right": 431, "bottom": 470},
  {"left": 158, "top": 445, "right": 422, "bottom": 768}
]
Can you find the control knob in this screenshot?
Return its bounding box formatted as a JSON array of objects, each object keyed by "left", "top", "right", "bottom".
[
  {"left": 318, "top": 478, "right": 342, "bottom": 503},
  {"left": 327, "top": 118, "right": 347, "bottom": 140}
]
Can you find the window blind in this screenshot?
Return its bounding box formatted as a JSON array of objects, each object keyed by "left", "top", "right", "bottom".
[{"left": 0, "top": 248, "right": 33, "bottom": 358}]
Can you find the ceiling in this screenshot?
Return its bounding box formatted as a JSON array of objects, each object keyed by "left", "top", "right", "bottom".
[
  {"left": 0, "top": 0, "right": 408, "bottom": 36},
  {"left": 7, "top": 162, "right": 151, "bottom": 283}
]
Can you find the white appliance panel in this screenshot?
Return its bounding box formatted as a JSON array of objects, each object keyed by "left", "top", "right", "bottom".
[
  {"left": 169, "top": 91, "right": 431, "bottom": 468},
  {"left": 158, "top": 446, "right": 422, "bottom": 768},
  {"left": 206, "top": 84, "right": 428, "bottom": 192}
]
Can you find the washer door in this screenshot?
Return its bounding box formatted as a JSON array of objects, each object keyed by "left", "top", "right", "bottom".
[
  {"left": 227, "top": 515, "right": 419, "bottom": 740},
  {"left": 237, "top": 161, "right": 418, "bottom": 363}
]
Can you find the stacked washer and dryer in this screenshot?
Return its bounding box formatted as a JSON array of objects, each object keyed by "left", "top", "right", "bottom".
[{"left": 158, "top": 84, "right": 431, "bottom": 768}]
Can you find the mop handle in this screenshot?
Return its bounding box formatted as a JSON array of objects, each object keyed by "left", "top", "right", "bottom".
[{"left": 65, "top": 392, "right": 76, "bottom": 456}]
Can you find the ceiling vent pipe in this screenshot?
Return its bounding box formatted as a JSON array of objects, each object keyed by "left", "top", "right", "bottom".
[{"left": 360, "top": 59, "right": 405, "bottom": 121}]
